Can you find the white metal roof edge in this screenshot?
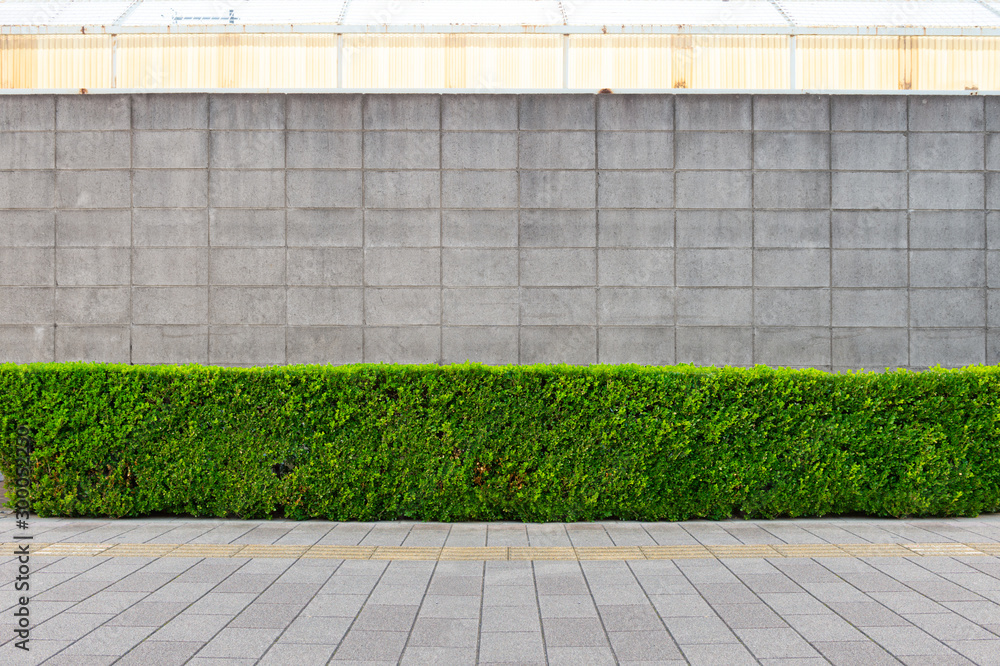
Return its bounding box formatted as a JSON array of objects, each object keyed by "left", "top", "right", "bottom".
[
  {"left": 0, "top": 88, "right": 994, "bottom": 95},
  {"left": 4, "top": 24, "right": 1000, "bottom": 36}
]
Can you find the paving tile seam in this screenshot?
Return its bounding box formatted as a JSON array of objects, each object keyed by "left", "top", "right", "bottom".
[{"left": 9, "top": 542, "right": 1000, "bottom": 560}]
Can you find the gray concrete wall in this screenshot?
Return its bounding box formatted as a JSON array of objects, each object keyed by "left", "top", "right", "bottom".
[{"left": 0, "top": 93, "right": 998, "bottom": 369}]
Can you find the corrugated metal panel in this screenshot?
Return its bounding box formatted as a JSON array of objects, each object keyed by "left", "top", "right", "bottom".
[
  {"left": 117, "top": 33, "right": 337, "bottom": 88},
  {"left": 565, "top": 1, "right": 788, "bottom": 27},
  {"left": 778, "top": 0, "right": 1000, "bottom": 27},
  {"left": 342, "top": 34, "right": 562, "bottom": 88},
  {"left": 570, "top": 34, "right": 789, "bottom": 89},
  {"left": 341, "top": 1, "right": 563, "bottom": 26},
  {"left": 0, "top": 34, "right": 111, "bottom": 88},
  {"left": 121, "top": 0, "right": 349, "bottom": 26},
  {"left": 798, "top": 35, "right": 1000, "bottom": 89}
]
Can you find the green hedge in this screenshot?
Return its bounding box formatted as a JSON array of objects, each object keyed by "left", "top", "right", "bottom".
[{"left": 2, "top": 362, "right": 999, "bottom": 520}]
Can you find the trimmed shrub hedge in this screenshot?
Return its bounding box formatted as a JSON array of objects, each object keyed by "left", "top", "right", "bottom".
[{"left": 1, "top": 362, "right": 999, "bottom": 520}]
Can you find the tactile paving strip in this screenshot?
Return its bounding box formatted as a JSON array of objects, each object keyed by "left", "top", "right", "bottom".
[{"left": 6, "top": 542, "right": 1000, "bottom": 560}]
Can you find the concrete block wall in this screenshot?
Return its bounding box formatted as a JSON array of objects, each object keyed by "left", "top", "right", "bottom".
[{"left": 0, "top": 93, "right": 997, "bottom": 369}]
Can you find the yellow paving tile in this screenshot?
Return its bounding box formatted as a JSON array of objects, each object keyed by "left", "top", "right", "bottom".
[
  {"left": 440, "top": 547, "right": 508, "bottom": 560},
  {"left": 371, "top": 546, "right": 441, "bottom": 560},
  {"left": 236, "top": 545, "right": 309, "bottom": 559},
  {"left": 302, "top": 545, "right": 374, "bottom": 559},
  {"left": 101, "top": 544, "right": 174, "bottom": 557},
  {"left": 163, "top": 544, "right": 245, "bottom": 558},
  {"left": 772, "top": 544, "right": 848, "bottom": 558},
  {"left": 509, "top": 547, "right": 577, "bottom": 560},
  {"left": 840, "top": 544, "right": 914, "bottom": 557},
  {"left": 577, "top": 547, "right": 645, "bottom": 560},
  {"left": 640, "top": 545, "right": 712, "bottom": 559},
  {"left": 34, "top": 543, "right": 110, "bottom": 556},
  {"left": 904, "top": 543, "right": 986, "bottom": 557}
]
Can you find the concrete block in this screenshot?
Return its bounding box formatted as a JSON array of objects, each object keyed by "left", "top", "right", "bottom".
[
  {"left": 364, "top": 131, "right": 440, "bottom": 169},
  {"left": 0, "top": 132, "right": 54, "bottom": 169},
  {"left": 991, "top": 289, "right": 1000, "bottom": 326},
  {"left": 990, "top": 251, "right": 999, "bottom": 288},
  {"left": 442, "top": 171, "right": 517, "bottom": 208},
  {"left": 831, "top": 212, "right": 907, "bottom": 249},
  {"left": 364, "top": 95, "right": 439, "bottom": 130},
  {"left": 520, "top": 326, "right": 596, "bottom": 365},
  {"left": 209, "top": 286, "right": 285, "bottom": 325},
  {"left": 599, "top": 210, "right": 673, "bottom": 248},
  {"left": 442, "top": 249, "right": 517, "bottom": 286},
  {"left": 597, "top": 131, "right": 673, "bottom": 170},
  {"left": 286, "top": 170, "right": 362, "bottom": 208},
  {"left": 132, "top": 325, "right": 208, "bottom": 364},
  {"left": 56, "top": 131, "right": 130, "bottom": 169},
  {"left": 134, "top": 209, "right": 208, "bottom": 247},
  {"left": 676, "top": 249, "right": 751, "bottom": 287},
  {"left": 210, "top": 131, "right": 285, "bottom": 169},
  {"left": 832, "top": 250, "right": 907, "bottom": 287},
  {"left": 754, "top": 249, "right": 830, "bottom": 288},
  {"left": 675, "top": 288, "right": 752, "bottom": 326},
  {"left": 442, "top": 95, "right": 517, "bottom": 130},
  {"left": 910, "top": 328, "right": 985, "bottom": 368},
  {"left": 909, "top": 133, "right": 984, "bottom": 171},
  {"left": 910, "top": 211, "right": 985, "bottom": 249},
  {"left": 520, "top": 170, "right": 596, "bottom": 209},
  {"left": 286, "top": 326, "right": 363, "bottom": 365},
  {"left": 365, "top": 288, "right": 440, "bottom": 325},
  {"left": 754, "top": 132, "right": 829, "bottom": 170},
  {"left": 286, "top": 94, "right": 361, "bottom": 130},
  {"left": 442, "top": 288, "right": 518, "bottom": 326},
  {"left": 832, "top": 289, "right": 907, "bottom": 327},
  {"left": 990, "top": 212, "right": 1000, "bottom": 249},
  {"left": 132, "top": 130, "right": 208, "bottom": 169},
  {"left": 134, "top": 169, "right": 208, "bottom": 208},
  {"left": 520, "top": 131, "right": 595, "bottom": 169},
  {"left": 365, "top": 171, "right": 440, "bottom": 209},
  {"left": 989, "top": 98, "right": 1000, "bottom": 131},
  {"left": 0, "top": 96, "right": 54, "bottom": 131},
  {"left": 442, "top": 132, "right": 517, "bottom": 169},
  {"left": 287, "top": 209, "right": 363, "bottom": 247},
  {"left": 597, "top": 95, "right": 673, "bottom": 131},
  {"left": 988, "top": 172, "right": 1000, "bottom": 210},
  {"left": 754, "top": 327, "right": 831, "bottom": 367},
  {"left": 598, "top": 171, "right": 673, "bottom": 209},
  {"left": 598, "top": 287, "right": 674, "bottom": 326},
  {"left": 520, "top": 248, "right": 596, "bottom": 286},
  {"left": 832, "top": 328, "right": 908, "bottom": 369},
  {"left": 988, "top": 133, "right": 999, "bottom": 170},
  {"left": 0, "top": 247, "right": 53, "bottom": 285},
  {"left": 754, "top": 96, "right": 829, "bottom": 131},
  {"left": 675, "top": 132, "right": 751, "bottom": 170},
  {"left": 443, "top": 210, "right": 518, "bottom": 247},
  {"left": 520, "top": 95, "right": 594, "bottom": 130},
  {"left": 365, "top": 209, "right": 439, "bottom": 247},
  {"left": 832, "top": 172, "right": 907, "bottom": 210},
  {"left": 286, "top": 131, "right": 362, "bottom": 169},
  {"left": 132, "top": 94, "right": 208, "bottom": 130},
  {"left": 754, "top": 211, "right": 829, "bottom": 248},
  {"left": 599, "top": 327, "right": 675, "bottom": 366},
  {"left": 209, "top": 94, "right": 284, "bottom": 130},
  {"left": 830, "top": 133, "right": 907, "bottom": 171},
  {"left": 287, "top": 287, "right": 364, "bottom": 325},
  {"left": 675, "top": 210, "right": 749, "bottom": 248},
  {"left": 676, "top": 95, "right": 750, "bottom": 131},
  {"left": 56, "top": 96, "right": 129, "bottom": 131},
  {"left": 210, "top": 248, "right": 284, "bottom": 285},
  {"left": 209, "top": 326, "right": 285, "bottom": 366},
  {"left": 0, "top": 325, "right": 54, "bottom": 363},
  {"left": 831, "top": 96, "right": 907, "bottom": 131},
  {"left": 56, "top": 210, "right": 130, "bottom": 246},
  {"left": 0, "top": 210, "right": 54, "bottom": 246},
  {"left": 55, "top": 287, "right": 129, "bottom": 324},
  {"left": 910, "top": 289, "right": 986, "bottom": 328},
  {"left": 991, "top": 327, "right": 1000, "bottom": 366},
  {"left": 754, "top": 288, "right": 830, "bottom": 327},
  {"left": 364, "top": 327, "right": 440, "bottom": 364},
  {"left": 209, "top": 209, "right": 285, "bottom": 247},
  {"left": 598, "top": 249, "right": 673, "bottom": 286},
  {"left": 521, "top": 288, "right": 596, "bottom": 325},
  {"left": 675, "top": 326, "right": 752, "bottom": 366},
  {"left": 754, "top": 171, "right": 829, "bottom": 210},
  {"left": 442, "top": 326, "right": 518, "bottom": 365},
  {"left": 909, "top": 97, "right": 984, "bottom": 132},
  {"left": 55, "top": 248, "right": 129, "bottom": 285},
  {"left": 132, "top": 287, "right": 209, "bottom": 325},
  {"left": 287, "top": 248, "right": 363, "bottom": 285},
  {"left": 55, "top": 325, "right": 129, "bottom": 363},
  {"left": 675, "top": 171, "right": 751, "bottom": 209},
  {"left": 54, "top": 170, "right": 131, "bottom": 213},
  {"left": 133, "top": 247, "right": 209, "bottom": 285},
  {"left": 0, "top": 287, "right": 53, "bottom": 324},
  {"left": 0, "top": 171, "right": 54, "bottom": 208},
  {"left": 365, "top": 248, "right": 440, "bottom": 286},
  {"left": 910, "top": 250, "right": 985, "bottom": 288}
]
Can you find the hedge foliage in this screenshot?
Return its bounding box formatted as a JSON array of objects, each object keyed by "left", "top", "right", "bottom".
[{"left": 1, "top": 362, "right": 999, "bottom": 520}]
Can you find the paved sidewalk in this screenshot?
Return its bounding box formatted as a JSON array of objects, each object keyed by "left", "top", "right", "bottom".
[{"left": 4, "top": 518, "right": 1000, "bottom": 664}]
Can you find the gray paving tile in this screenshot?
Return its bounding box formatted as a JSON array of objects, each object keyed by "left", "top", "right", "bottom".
[
  {"left": 478, "top": 631, "right": 547, "bottom": 662},
  {"left": 542, "top": 617, "right": 608, "bottom": 647},
  {"left": 186, "top": 592, "right": 257, "bottom": 615},
  {"left": 279, "top": 615, "right": 352, "bottom": 644},
  {"left": 483, "top": 585, "right": 537, "bottom": 607},
  {"left": 197, "top": 626, "right": 284, "bottom": 659},
  {"left": 301, "top": 594, "right": 368, "bottom": 617},
  {"left": 812, "top": 640, "right": 903, "bottom": 666},
  {"left": 229, "top": 602, "right": 303, "bottom": 628},
  {"left": 416, "top": 594, "right": 481, "bottom": 619},
  {"left": 650, "top": 593, "right": 716, "bottom": 617},
  {"left": 426, "top": 575, "right": 482, "bottom": 596},
  {"left": 897, "top": 655, "right": 977, "bottom": 666},
  {"left": 538, "top": 594, "right": 599, "bottom": 618},
  {"left": 149, "top": 612, "right": 235, "bottom": 642},
  {"left": 863, "top": 625, "right": 956, "bottom": 656},
  {"left": 714, "top": 602, "right": 788, "bottom": 628},
  {"left": 904, "top": 612, "right": 999, "bottom": 640},
  {"left": 598, "top": 604, "right": 664, "bottom": 631},
  {"left": 546, "top": 646, "right": 618, "bottom": 665},
  {"left": 58, "top": 625, "right": 157, "bottom": 656},
  {"left": 828, "top": 601, "right": 912, "bottom": 626},
  {"left": 352, "top": 604, "right": 419, "bottom": 631},
  {"left": 480, "top": 605, "right": 542, "bottom": 632},
  {"left": 400, "top": 646, "right": 479, "bottom": 665},
  {"left": 106, "top": 601, "right": 188, "bottom": 627},
  {"left": 36, "top": 611, "right": 114, "bottom": 640},
  {"left": 633, "top": 574, "right": 697, "bottom": 595},
  {"left": 663, "top": 616, "right": 739, "bottom": 644},
  {"left": 785, "top": 613, "right": 869, "bottom": 641},
  {"left": 868, "top": 590, "right": 947, "bottom": 614},
  {"left": 679, "top": 642, "right": 759, "bottom": 665},
  {"left": 535, "top": 574, "right": 590, "bottom": 596},
  {"left": 407, "top": 617, "right": 479, "bottom": 648},
  {"left": 117, "top": 640, "right": 203, "bottom": 665},
  {"left": 366, "top": 584, "right": 427, "bottom": 605},
  {"left": 735, "top": 627, "right": 823, "bottom": 659},
  {"left": 942, "top": 639, "right": 1000, "bottom": 664},
  {"left": 941, "top": 600, "right": 1000, "bottom": 624},
  {"left": 259, "top": 642, "right": 338, "bottom": 665}
]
